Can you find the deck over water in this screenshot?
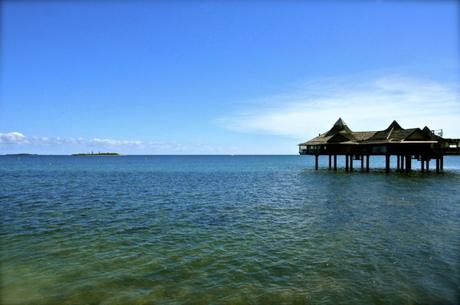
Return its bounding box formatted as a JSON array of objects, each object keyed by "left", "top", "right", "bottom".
[{"left": 299, "top": 119, "right": 460, "bottom": 172}]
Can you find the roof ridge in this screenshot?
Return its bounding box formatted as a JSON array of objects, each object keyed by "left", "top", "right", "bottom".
[{"left": 386, "top": 127, "right": 395, "bottom": 140}]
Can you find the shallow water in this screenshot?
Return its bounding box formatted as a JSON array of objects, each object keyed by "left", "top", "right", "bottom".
[{"left": 1, "top": 155, "right": 459, "bottom": 305}]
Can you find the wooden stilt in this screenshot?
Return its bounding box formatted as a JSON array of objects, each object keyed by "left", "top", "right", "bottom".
[
  {"left": 333, "top": 155, "right": 337, "bottom": 171},
  {"left": 345, "top": 155, "right": 349, "bottom": 171},
  {"left": 436, "top": 158, "right": 440, "bottom": 173},
  {"left": 385, "top": 155, "right": 390, "bottom": 173},
  {"left": 426, "top": 160, "right": 430, "bottom": 172},
  {"left": 315, "top": 155, "right": 319, "bottom": 170},
  {"left": 350, "top": 155, "right": 353, "bottom": 171},
  {"left": 366, "top": 155, "right": 370, "bottom": 172},
  {"left": 421, "top": 159, "right": 425, "bottom": 172},
  {"left": 440, "top": 155, "right": 444, "bottom": 171},
  {"left": 405, "top": 155, "right": 411, "bottom": 172},
  {"left": 361, "top": 155, "right": 364, "bottom": 170},
  {"left": 328, "top": 155, "right": 332, "bottom": 170}
]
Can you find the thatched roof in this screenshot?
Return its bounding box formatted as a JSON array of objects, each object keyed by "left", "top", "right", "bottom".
[
  {"left": 300, "top": 119, "right": 438, "bottom": 146},
  {"left": 324, "top": 118, "right": 352, "bottom": 136}
]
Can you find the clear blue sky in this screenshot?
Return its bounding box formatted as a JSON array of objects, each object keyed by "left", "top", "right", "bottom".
[{"left": 1, "top": 1, "right": 459, "bottom": 154}]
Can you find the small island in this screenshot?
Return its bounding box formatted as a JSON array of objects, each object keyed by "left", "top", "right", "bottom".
[
  {"left": 5, "top": 153, "right": 38, "bottom": 156},
  {"left": 71, "top": 152, "right": 120, "bottom": 156}
]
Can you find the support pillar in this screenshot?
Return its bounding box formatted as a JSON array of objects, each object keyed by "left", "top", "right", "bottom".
[
  {"left": 345, "top": 155, "right": 349, "bottom": 172},
  {"left": 436, "top": 158, "right": 440, "bottom": 174},
  {"left": 440, "top": 156, "right": 444, "bottom": 171},
  {"left": 361, "top": 155, "right": 364, "bottom": 170},
  {"left": 385, "top": 155, "right": 390, "bottom": 173},
  {"left": 328, "top": 155, "right": 332, "bottom": 170},
  {"left": 426, "top": 160, "right": 430, "bottom": 172},
  {"left": 366, "top": 155, "right": 370, "bottom": 172},
  {"left": 421, "top": 159, "right": 425, "bottom": 172},
  {"left": 333, "top": 155, "right": 337, "bottom": 171},
  {"left": 315, "top": 155, "right": 319, "bottom": 170},
  {"left": 405, "top": 155, "right": 412, "bottom": 172},
  {"left": 396, "top": 155, "right": 400, "bottom": 170},
  {"left": 350, "top": 155, "right": 353, "bottom": 171}
]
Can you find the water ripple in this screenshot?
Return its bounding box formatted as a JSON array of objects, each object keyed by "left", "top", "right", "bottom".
[{"left": 1, "top": 156, "right": 459, "bottom": 305}]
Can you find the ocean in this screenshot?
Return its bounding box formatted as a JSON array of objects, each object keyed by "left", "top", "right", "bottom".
[{"left": 1, "top": 155, "right": 459, "bottom": 305}]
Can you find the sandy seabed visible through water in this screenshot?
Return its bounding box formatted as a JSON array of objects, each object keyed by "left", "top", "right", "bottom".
[{"left": 1, "top": 155, "right": 459, "bottom": 305}]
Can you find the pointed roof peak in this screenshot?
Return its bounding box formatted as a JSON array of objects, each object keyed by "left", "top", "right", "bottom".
[
  {"left": 334, "top": 117, "right": 346, "bottom": 126},
  {"left": 325, "top": 118, "right": 352, "bottom": 136},
  {"left": 386, "top": 120, "right": 402, "bottom": 131},
  {"left": 422, "top": 126, "right": 439, "bottom": 139}
]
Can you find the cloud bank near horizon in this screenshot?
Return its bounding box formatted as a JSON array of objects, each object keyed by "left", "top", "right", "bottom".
[
  {"left": 0, "top": 132, "right": 251, "bottom": 155},
  {"left": 0, "top": 132, "right": 187, "bottom": 154},
  {"left": 0, "top": 132, "right": 144, "bottom": 147},
  {"left": 216, "top": 74, "right": 460, "bottom": 140}
]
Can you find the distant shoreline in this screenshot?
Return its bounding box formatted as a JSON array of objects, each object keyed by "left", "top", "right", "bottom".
[
  {"left": 71, "top": 153, "right": 120, "bottom": 156},
  {"left": 4, "top": 153, "right": 38, "bottom": 156}
]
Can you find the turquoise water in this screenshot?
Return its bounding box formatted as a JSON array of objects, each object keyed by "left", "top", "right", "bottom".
[{"left": 1, "top": 155, "right": 459, "bottom": 305}]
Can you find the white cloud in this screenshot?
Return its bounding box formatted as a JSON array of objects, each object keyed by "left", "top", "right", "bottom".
[
  {"left": 0, "top": 134, "right": 148, "bottom": 147},
  {"left": 216, "top": 74, "right": 460, "bottom": 140},
  {"left": 91, "top": 138, "right": 143, "bottom": 146},
  {"left": 0, "top": 132, "right": 28, "bottom": 144},
  {"left": 0, "top": 132, "right": 234, "bottom": 154},
  {"left": 0, "top": 133, "right": 188, "bottom": 154}
]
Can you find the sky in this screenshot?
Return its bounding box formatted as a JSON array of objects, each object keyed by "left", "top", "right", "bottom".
[{"left": 1, "top": 1, "right": 459, "bottom": 154}]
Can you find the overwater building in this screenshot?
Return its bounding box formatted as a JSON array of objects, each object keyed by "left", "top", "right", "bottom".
[{"left": 299, "top": 118, "right": 460, "bottom": 172}]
